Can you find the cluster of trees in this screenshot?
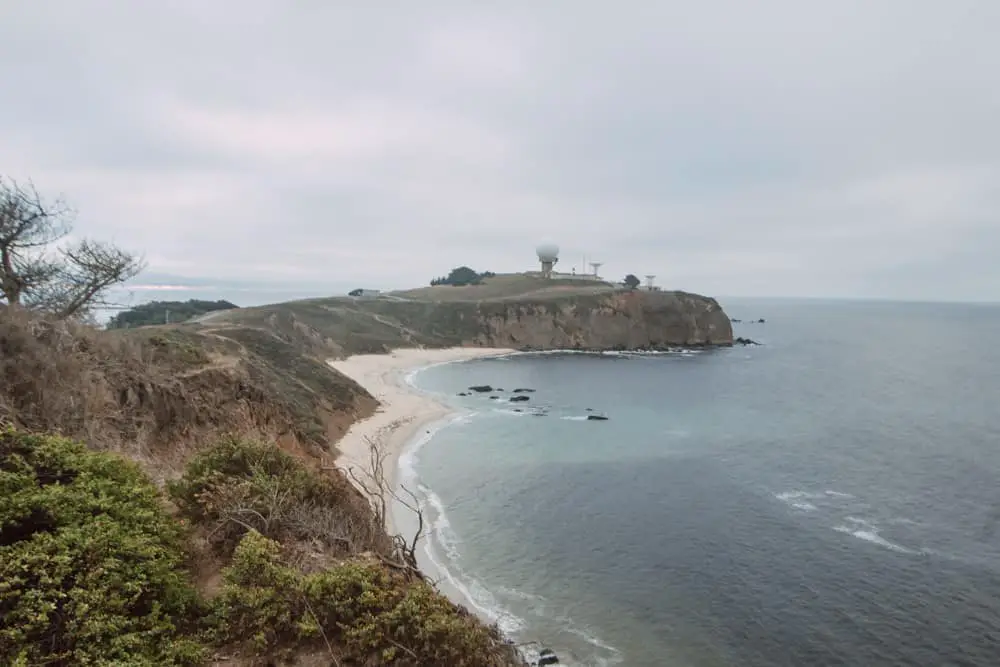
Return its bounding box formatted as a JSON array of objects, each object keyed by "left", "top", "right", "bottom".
[
  {"left": 429, "top": 266, "right": 496, "bottom": 287},
  {"left": 624, "top": 273, "right": 640, "bottom": 289},
  {"left": 0, "top": 176, "right": 143, "bottom": 320},
  {"left": 106, "top": 299, "right": 239, "bottom": 329}
]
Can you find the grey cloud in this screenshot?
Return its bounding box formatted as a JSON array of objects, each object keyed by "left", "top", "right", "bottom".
[{"left": 2, "top": 1, "right": 999, "bottom": 302}]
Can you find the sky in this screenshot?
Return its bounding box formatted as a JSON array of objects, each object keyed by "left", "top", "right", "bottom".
[{"left": 2, "top": 1, "right": 999, "bottom": 306}]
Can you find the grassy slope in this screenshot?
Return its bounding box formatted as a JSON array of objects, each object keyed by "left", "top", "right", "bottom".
[{"left": 199, "top": 274, "right": 729, "bottom": 356}]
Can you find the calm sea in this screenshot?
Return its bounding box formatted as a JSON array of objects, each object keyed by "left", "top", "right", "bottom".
[{"left": 393, "top": 299, "right": 1000, "bottom": 666}]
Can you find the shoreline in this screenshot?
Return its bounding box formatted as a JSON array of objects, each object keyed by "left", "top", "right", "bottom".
[{"left": 328, "top": 347, "right": 512, "bottom": 535}]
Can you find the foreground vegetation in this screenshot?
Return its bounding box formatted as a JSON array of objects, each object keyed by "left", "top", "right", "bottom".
[
  {"left": 0, "top": 307, "right": 522, "bottom": 665},
  {"left": 0, "top": 429, "right": 520, "bottom": 665}
]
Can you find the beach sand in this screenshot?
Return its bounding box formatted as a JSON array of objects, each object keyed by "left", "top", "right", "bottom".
[{"left": 329, "top": 347, "right": 512, "bottom": 534}]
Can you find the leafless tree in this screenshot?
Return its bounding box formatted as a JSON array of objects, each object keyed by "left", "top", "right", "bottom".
[
  {"left": 345, "top": 422, "right": 427, "bottom": 576},
  {"left": 0, "top": 176, "right": 145, "bottom": 319}
]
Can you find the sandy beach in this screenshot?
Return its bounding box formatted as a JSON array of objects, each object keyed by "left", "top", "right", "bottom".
[{"left": 329, "top": 347, "right": 512, "bottom": 534}]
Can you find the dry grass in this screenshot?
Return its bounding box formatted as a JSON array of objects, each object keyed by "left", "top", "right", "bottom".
[{"left": 0, "top": 307, "right": 375, "bottom": 478}]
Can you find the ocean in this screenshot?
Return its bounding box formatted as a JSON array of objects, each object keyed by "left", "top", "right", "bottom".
[{"left": 393, "top": 298, "right": 1000, "bottom": 666}]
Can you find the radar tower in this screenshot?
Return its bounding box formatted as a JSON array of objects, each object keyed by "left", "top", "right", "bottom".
[{"left": 536, "top": 243, "right": 560, "bottom": 278}]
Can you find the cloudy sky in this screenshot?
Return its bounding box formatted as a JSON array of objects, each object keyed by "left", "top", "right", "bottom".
[{"left": 3, "top": 1, "right": 999, "bottom": 305}]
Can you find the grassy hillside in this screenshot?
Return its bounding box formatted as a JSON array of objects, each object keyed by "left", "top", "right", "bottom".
[
  {"left": 393, "top": 273, "right": 618, "bottom": 302},
  {"left": 0, "top": 308, "right": 523, "bottom": 666},
  {"left": 197, "top": 273, "right": 732, "bottom": 355}
]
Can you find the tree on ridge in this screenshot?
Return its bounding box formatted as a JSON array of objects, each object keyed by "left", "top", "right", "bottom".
[{"left": 0, "top": 176, "right": 145, "bottom": 319}]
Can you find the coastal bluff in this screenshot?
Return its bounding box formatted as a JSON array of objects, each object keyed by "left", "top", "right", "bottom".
[
  {"left": 468, "top": 289, "right": 732, "bottom": 350},
  {"left": 200, "top": 277, "right": 733, "bottom": 356}
]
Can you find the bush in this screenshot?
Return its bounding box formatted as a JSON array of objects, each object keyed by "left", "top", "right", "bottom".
[
  {"left": 211, "top": 530, "right": 514, "bottom": 666},
  {"left": 168, "top": 437, "right": 382, "bottom": 556},
  {"left": 0, "top": 428, "right": 207, "bottom": 666}
]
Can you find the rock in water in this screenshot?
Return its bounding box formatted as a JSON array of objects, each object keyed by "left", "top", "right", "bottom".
[
  {"left": 509, "top": 395, "right": 530, "bottom": 402},
  {"left": 538, "top": 648, "right": 560, "bottom": 665},
  {"left": 469, "top": 385, "right": 493, "bottom": 393},
  {"left": 587, "top": 415, "right": 609, "bottom": 421}
]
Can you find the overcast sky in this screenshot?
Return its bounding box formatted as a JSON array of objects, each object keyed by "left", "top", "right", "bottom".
[{"left": 2, "top": 1, "right": 999, "bottom": 304}]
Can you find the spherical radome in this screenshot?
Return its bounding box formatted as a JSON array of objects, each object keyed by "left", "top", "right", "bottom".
[{"left": 536, "top": 243, "right": 560, "bottom": 262}]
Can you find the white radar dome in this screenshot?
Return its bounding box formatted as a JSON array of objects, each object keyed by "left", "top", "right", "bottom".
[{"left": 536, "top": 243, "right": 560, "bottom": 262}]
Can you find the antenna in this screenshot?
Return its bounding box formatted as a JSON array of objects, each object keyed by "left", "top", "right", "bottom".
[
  {"left": 645, "top": 274, "right": 656, "bottom": 290},
  {"left": 590, "top": 261, "right": 603, "bottom": 277}
]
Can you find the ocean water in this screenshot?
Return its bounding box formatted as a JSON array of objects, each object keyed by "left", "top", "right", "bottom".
[{"left": 393, "top": 299, "right": 1000, "bottom": 666}]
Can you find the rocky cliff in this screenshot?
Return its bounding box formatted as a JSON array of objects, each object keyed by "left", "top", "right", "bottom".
[
  {"left": 205, "top": 284, "right": 733, "bottom": 356},
  {"left": 465, "top": 290, "right": 732, "bottom": 349}
]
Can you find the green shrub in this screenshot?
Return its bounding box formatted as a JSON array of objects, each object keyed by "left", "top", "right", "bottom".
[
  {"left": 212, "top": 530, "right": 514, "bottom": 666},
  {"left": 168, "top": 437, "right": 379, "bottom": 556},
  {"left": 0, "top": 427, "right": 207, "bottom": 666}
]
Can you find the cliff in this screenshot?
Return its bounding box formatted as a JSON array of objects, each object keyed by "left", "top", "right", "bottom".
[{"left": 203, "top": 277, "right": 733, "bottom": 356}]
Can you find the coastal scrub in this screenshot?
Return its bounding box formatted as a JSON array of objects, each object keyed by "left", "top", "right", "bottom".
[{"left": 0, "top": 428, "right": 206, "bottom": 665}]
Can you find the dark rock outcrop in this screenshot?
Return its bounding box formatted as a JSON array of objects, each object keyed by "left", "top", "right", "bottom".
[
  {"left": 509, "top": 395, "right": 530, "bottom": 402},
  {"left": 587, "top": 415, "right": 609, "bottom": 421}
]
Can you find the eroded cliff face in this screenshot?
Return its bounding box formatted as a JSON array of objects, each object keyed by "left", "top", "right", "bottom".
[
  {"left": 463, "top": 290, "right": 733, "bottom": 349},
  {"left": 210, "top": 288, "right": 733, "bottom": 356}
]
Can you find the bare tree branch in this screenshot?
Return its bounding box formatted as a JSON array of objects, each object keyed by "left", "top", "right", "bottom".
[
  {"left": 346, "top": 423, "right": 428, "bottom": 578},
  {"left": 0, "top": 176, "right": 145, "bottom": 318}
]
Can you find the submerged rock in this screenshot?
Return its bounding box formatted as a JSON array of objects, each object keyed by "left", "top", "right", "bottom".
[
  {"left": 587, "top": 415, "right": 609, "bottom": 421},
  {"left": 469, "top": 385, "right": 493, "bottom": 393},
  {"left": 734, "top": 337, "right": 760, "bottom": 346},
  {"left": 512, "top": 388, "right": 536, "bottom": 393},
  {"left": 509, "top": 395, "right": 530, "bottom": 402}
]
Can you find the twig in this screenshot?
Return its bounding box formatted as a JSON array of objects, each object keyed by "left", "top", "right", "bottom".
[{"left": 303, "top": 596, "right": 340, "bottom": 666}]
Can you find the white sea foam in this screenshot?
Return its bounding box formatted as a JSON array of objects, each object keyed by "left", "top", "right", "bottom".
[
  {"left": 390, "top": 404, "right": 530, "bottom": 637},
  {"left": 845, "top": 516, "right": 873, "bottom": 526},
  {"left": 495, "top": 584, "right": 546, "bottom": 601},
  {"left": 825, "top": 490, "right": 855, "bottom": 498},
  {"left": 832, "top": 525, "right": 916, "bottom": 554},
  {"left": 775, "top": 490, "right": 826, "bottom": 502},
  {"left": 492, "top": 407, "right": 532, "bottom": 417},
  {"left": 561, "top": 415, "right": 591, "bottom": 421},
  {"left": 414, "top": 483, "right": 624, "bottom": 665},
  {"left": 790, "top": 502, "right": 818, "bottom": 511},
  {"left": 416, "top": 497, "right": 528, "bottom": 636},
  {"left": 396, "top": 405, "right": 621, "bottom": 664}
]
